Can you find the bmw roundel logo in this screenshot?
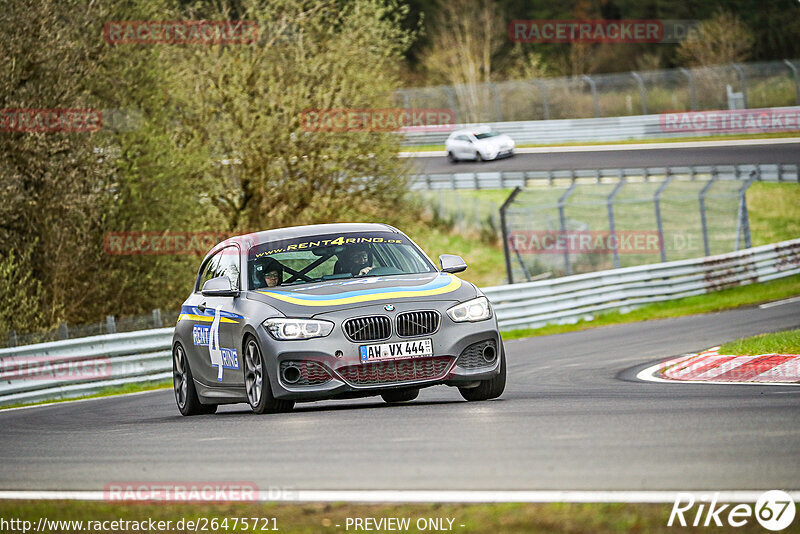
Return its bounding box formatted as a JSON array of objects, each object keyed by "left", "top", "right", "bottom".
[{"left": 384, "top": 304, "right": 395, "bottom": 311}]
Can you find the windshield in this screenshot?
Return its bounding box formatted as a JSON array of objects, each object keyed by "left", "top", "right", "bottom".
[
  {"left": 474, "top": 131, "right": 500, "bottom": 139},
  {"left": 247, "top": 231, "right": 436, "bottom": 289}
]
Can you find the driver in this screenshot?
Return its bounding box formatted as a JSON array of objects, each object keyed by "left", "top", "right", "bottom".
[
  {"left": 343, "top": 247, "right": 374, "bottom": 276},
  {"left": 256, "top": 258, "right": 283, "bottom": 288}
]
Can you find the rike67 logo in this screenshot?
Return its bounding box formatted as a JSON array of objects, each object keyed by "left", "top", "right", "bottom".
[{"left": 669, "top": 490, "right": 796, "bottom": 530}]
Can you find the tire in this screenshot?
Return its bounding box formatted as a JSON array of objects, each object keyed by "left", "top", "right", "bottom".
[
  {"left": 243, "top": 336, "right": 294, "bottom": 414},
  {"left": 475, "top": 151, "right": 483, "bottom": 162},
  {"left": 173, "top": 342, "right": 217, "bottom": 416},
  {"left": 459, "top": 345, "right": 506, "bottom": 401},
  {"left": 447, "top": 151, "right": 457, "bottom": 163},
  {"left": 381, "top": 389, "right": 419, "bottom": 403}
]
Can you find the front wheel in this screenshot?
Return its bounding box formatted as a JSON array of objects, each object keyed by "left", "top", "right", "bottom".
[
  {"left": 459, "top": 346, "right": 506, "bottom": 401},
  {"left": 173, "top": 342, "right": 217, "bottom": 416},
  {"left": 447, "top": 151, "right": 457, "bottom": 163},
  {"left": 475, "top": 151, "right": 484, "bottom": 162},
  {"left": 244, "top": 336, "right": 294, "bottom": 414}
]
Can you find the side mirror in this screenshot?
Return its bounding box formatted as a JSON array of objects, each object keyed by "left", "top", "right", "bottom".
[
  {"left": 201, "top": 276, "right": 239, "bottom": 297},
  {"left": 439, "top": 254, "right": 467, "bottom": 274}
]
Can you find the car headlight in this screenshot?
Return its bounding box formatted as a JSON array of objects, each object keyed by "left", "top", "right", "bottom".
[
  {"left": 263, "top": 318, "right": 334, "bottom": 340},
  {"left": 447, "top": 296, "right": 492, "bottom": 322}
]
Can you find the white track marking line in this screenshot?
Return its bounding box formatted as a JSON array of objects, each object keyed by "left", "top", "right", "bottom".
[
  {"left": 0, "top": 387, "right": 170, "bottom": 414},
  {"left": 0, "top": 490, "right": 798, "bottom": 503},
  {"left": 759, "top": 296, "right": 800, "bottom": 309},
  {"left": 399, "top": 136, "right": 800, "bottom": 158}
]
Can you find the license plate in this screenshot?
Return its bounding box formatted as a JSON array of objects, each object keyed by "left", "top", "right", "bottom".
[{"left": 360, "top": 339, "right": 433, "bottom": 363}]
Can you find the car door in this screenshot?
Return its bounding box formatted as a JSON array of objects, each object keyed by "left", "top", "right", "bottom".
[
  {"left": 455, "top": 135, "right": 473, "bottom": 158},
  {"left": 187, "top": 245, "right": 244, "bottom": 387}
]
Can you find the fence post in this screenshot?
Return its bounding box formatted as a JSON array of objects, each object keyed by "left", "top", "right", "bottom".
[
  {"left": 558, "top": 181, "right": 579, "bottom": 275},
  {"left": 581, "top": 75, "right": 600, "bottom": 117},
  {"left": 58, "top": 323, "right": 69, "bottom": 340},
  {"left": 533, "top": 79, "right": 550, "bottom": 119},
  {"left": 607, "top": 177, "right": 626, "bottom": 269},
  {"left": 473, "top": 197, "right": 481, "bottom": 230},
  {"left": 443, "top": 86, "right": 458, "bottom": 119},
  {"left": 784, "top": 60, "right": 800, "bottom": 105},
  {"left": 402, "top": 90, "right": 411, "bottom": 111},
  {"left": 106, "top": 315, "right": 116, "bottom": 334},
  {"left": 735, "top": 169, "right": 757, "bottom": 250},
  {"left": 153, "top": 308, "right": 163, "bottom": 328},
  {"left": 7, "top": 330, "right": 17, "bottom": 348},
  {"left": 631, "top": 72, "right": 648, "bottom": 115},
  {"left": 699, "top": 170, "right": 718, "bottom": 257},
  {"left": 489, "top": 82, "right": 503, "bottom": 122},
  {"left": 679, "top": 68, "right": 697, "bottom": 111},
  {"left": 653, "top": 172, "right": 675, "bottom": 263},
  {"left": 500, "top": 187, "right": 523, "bottom": 284},
  {"left": 732, "top": 64, "right": 748, "bottom": 108}
]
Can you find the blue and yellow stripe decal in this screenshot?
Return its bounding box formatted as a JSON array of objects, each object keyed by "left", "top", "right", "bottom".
[
  {"left": 257, "top": 275, "right": 462, "bottom": 307},
  {"left": 178, "top": 305, "right": 243, "bottom": 323}
]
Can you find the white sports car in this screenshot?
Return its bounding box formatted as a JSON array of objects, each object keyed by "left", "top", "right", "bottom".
[{"left": 445, "top": 128, "right": 515, "bottom": 163}]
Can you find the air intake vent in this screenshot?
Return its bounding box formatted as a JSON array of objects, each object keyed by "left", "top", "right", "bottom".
[
  {"left": 396, "top": 311, "right": 440, "bottom": 337},
  {"left": 343, "top": 316, "right": 391, "bottom": 342}
]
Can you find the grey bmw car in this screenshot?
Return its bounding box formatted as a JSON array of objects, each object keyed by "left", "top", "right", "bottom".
[{"left": 172, "top": 223, "right": 505, "bottom": 415}]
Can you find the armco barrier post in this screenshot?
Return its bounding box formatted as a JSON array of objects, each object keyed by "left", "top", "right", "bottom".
[
  {"left": 500, "top": 186, "right": 523, "bottom": 284},
  {"left": 153, "top": 308, "right": 163, "bottom": 328},
  {"left": 106, "top": 315, "right": 116, "bottom": 334}
]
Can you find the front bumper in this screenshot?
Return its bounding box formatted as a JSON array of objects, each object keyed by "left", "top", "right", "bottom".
[{"left": 256, "top": 303, "right": 502, "bottom": 401}]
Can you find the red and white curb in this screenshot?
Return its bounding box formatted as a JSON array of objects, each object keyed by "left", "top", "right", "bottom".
[{"left": 637, "top": 347, "right": 800, "bottom": 386}]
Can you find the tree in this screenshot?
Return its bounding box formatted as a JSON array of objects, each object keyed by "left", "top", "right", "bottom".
[{"left": 676, "top": 10, "right": 754, "bottom": 67}]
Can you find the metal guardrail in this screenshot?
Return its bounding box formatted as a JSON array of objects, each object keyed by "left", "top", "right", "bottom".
[
  {"left": 401, "top": 106, "right": 800, "bottom": 146},
  {"left": 0, "top": 239, "right": 798, "bottom": 406},
  {"left": 0, "top": 328, "right": 174, "bottom": 406},
  {"left": 409, "top": 163, "right": 800, "bottom": 191},
  {"left": 482, "top": 238, "right": 800, "bottom": 330}
]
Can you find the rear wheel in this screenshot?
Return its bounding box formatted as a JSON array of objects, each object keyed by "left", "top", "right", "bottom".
[
  {"left": 459, "top": 346, "right": 506, "bottom": 401},
  {"left": 173, "top": 343, "right": 217, "bottom": 416},
  {"left": 244, "top": 336, "right": 294, "bottom": 414},
  {"left": 381, "top": 389, "right": 419, "bottom": 403}
]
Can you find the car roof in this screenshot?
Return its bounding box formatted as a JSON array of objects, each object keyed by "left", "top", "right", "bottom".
[
  {"left": 211, "top": 223, "right": 401, "bottom": 257},
  {"left": 449, "top": 127, "right": 493, "bottom": 137}
]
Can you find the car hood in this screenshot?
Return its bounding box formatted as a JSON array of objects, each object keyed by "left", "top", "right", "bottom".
[
  {"left": 475, "top": 135, "right": 513, "bottom": 149},
  {"left": 248, "top": 272, "right": 477, "bottom": 317}
]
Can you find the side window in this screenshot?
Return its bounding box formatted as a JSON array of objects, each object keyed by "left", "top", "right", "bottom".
[{"left": 196, "top": 246, "right": 240, "bottom": 291}]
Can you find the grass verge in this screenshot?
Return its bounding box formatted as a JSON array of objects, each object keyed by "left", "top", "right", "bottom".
[
  {"left": 501, "top": 273, "right": 800, "bottom": 340},
  {"left": 1, "top": 500, "right": 789, "bottom": 533},
  {"left": 400, "top": 131, "right": 800, "bottom": 152},
  {"left": 719, "top": 328, "right": 800, "bottom": 355},
  {"left": 0, "top": 379, "right": 171, "bottom": 411}
]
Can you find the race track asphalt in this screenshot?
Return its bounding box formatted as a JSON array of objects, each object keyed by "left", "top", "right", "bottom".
[
  {"left": 413, "top": 141, "right": 800, "bottom": 174},
  {"left": 1, "top": 301, "right": 798, "bottom": 491}
]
